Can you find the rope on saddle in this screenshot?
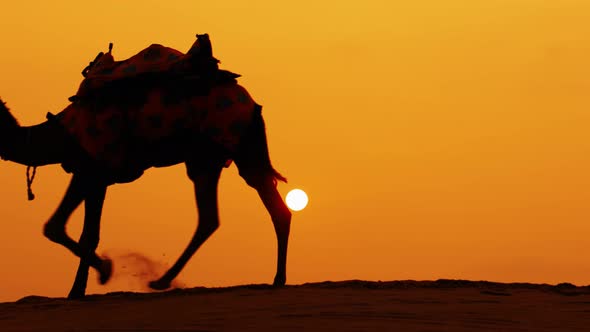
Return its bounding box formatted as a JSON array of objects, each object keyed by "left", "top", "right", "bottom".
[
  {"left": 26, "top": 166, "right": 37, "bottom": 201},
  {"left": 81, "top": 42, "right": 113, "bottom": 78}
]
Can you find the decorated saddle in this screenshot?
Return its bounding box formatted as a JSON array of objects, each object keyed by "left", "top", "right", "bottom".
[{"left": 70, "top": 34, "right": 238, "bottom": 101}]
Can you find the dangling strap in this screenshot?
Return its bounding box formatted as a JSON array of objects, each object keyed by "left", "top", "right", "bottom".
[{"left": 26, "top": 166, "right": 37, "bottom": 201}]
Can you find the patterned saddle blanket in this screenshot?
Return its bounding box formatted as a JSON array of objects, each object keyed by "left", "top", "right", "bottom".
[
  {"left": 55, "top": 83, "right": 256, "bottom": 172},
  {"left": 72, "top": 34, "right": 229, "bottom": 100}
]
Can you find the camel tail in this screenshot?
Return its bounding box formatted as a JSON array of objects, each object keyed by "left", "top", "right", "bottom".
[{"left": 234, "top": 103, "right": 287, "bottom": 185}]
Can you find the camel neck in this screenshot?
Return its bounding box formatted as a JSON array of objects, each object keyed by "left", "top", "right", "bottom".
[{"left": 2, "top": 122, "right": 67, "bottom": 167}]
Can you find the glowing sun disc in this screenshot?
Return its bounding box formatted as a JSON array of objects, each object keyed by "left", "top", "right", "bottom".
[{"left": 286, "top": 189, "right": 309, "bottom": 211}]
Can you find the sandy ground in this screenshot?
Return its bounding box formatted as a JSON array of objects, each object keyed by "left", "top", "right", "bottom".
[{"left": 1, "top": 280, "right": 590, "bottom": 331}]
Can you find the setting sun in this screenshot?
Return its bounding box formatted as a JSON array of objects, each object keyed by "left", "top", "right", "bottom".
[{"left": 286, "top": 189, "right": 308, "bottom": 211}]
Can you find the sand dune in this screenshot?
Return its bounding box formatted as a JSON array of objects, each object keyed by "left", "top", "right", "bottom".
[{"left": 2, "top": 280, "right": 590, "bottom": 331}]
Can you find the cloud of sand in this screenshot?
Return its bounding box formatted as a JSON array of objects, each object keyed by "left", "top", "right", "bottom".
[{"left": 102, "top": 250, "right": 186, "bottom": 292}]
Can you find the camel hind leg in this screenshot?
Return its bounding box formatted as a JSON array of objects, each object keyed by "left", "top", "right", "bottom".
[
  {"left": 242, "top": 173, "right": 292, "bottom": 286},
  {"left": 234, "top": 104, "right": 291, "bottom": 286}
]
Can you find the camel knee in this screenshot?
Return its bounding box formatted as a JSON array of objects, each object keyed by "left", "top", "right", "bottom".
[
  {"left": 246, "top": 175, "right": 291, "bottom": 233},
  {"left": 198, "top": 219, "right": 219, "bottom": 236},
  {"left": 277, "top": 208, "right": 292, "bottom": 224},
  {"left": 43, "top": 221, "right": 67, "bottom": 244}
]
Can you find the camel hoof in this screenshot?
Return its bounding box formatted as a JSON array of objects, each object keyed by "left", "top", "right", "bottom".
[
  {"left": 272, "top": 275, "right": 286, "bottom": 287},
  {"left": 67, "top": 290, "right": 85, "bottom": 300},
  {"left": 98, "top": 257, "right": 113, "bottom": 285},
  {"left": 149, "top": 279, "right": 171, "bottom": 291},
  {"left": 43, "top": 223, "right": 66, "bottom": 244}
]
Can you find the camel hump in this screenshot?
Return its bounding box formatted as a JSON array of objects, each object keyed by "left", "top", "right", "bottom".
[{"left": 70, "top": 34, "right": 224, "bottom": 101}]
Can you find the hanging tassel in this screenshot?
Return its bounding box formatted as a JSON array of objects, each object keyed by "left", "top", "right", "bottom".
[{"left": 26, "top": 166, "right": 37, "bottom": 201}]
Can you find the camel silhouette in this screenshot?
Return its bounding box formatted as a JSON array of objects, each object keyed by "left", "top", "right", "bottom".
[{"left": 0, "top": 71, "right": 291, "bottom": 299}]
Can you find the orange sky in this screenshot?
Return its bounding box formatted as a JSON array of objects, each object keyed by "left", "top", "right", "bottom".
[{"left": 0, "top": 1, "right": 589, "bottom": 302}]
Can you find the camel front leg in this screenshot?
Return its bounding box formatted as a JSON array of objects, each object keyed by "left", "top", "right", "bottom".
[
  {"left": 43, "top": 176, "right": 84, "bottom": 243},
  {"left": 149, "top": 165, "right": 222, "bottom": 290},
  {"left": 68, "top": 184, "right": 108, "bottom": 299},
  {"left": 43, "top": 174, "right": 112, "bottom": 291}
]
